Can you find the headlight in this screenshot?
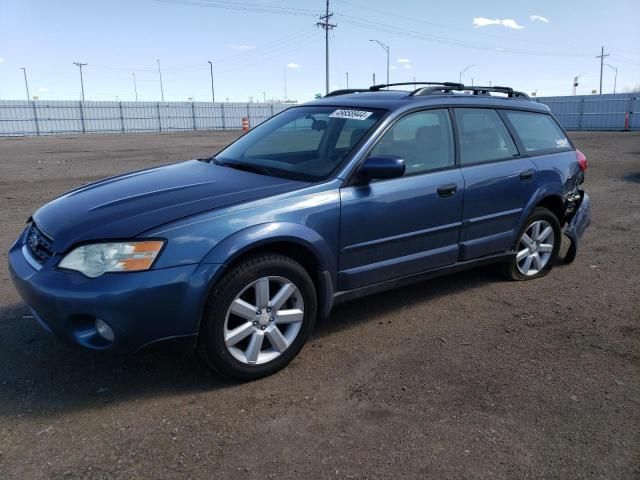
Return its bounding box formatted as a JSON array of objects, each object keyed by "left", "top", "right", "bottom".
[{"left": 58, "top": 241, "right": 164, "bottom": 278}]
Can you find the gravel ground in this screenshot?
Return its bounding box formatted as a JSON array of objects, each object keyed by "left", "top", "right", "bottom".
[{"left": 0, "top": 131, "right": 638, "bottom": 479}]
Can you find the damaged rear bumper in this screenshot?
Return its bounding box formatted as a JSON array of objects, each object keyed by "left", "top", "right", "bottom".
[{"left": 564, "top": 192, "right": 591, "bottom": 263}]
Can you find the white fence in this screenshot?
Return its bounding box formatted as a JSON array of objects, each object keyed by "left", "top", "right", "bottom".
[{"left": 0, "top": 100, "right": 292, "bottom": 136}]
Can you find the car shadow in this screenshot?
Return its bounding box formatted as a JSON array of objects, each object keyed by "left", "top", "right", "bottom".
[{"left": 0, "top": 265, "right": 501, "bottom": 418}]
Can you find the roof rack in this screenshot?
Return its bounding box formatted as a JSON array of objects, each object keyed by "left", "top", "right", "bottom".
[
  {"left": 323, "top": 82, "right": 529, "bottom": 99},
  {"left": 413, "top": 84, "right": 529, "bottom": 99},
  {"left": 369, "top": 81, "right": 463, "bottom": 91},
  {"left": 324, "top": 88, "right": 371, "bottom": 97}
]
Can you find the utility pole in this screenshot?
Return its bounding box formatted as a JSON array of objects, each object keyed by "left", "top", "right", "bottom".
[
  {"left": 596, "top": 46, "right": 609, "bottom": 95},
  {"left": 316, "top": 0, "right": 336, "bottom": 96},
  {"left": 346, "top": 72, "right": 349, "bottom": 88},
  {"left": 370, "top": 39, "right": 390, "bottom": 86},
  {"left": 132, "top": 72, "right": 138, "bottom": 101},
  {"left": 207, "top": 61, "right": 215, "bottom": 102},
  {"left": 605, "top": 64, "right": 617, "bottom": 94},
  {"left": 19, "top": 67, "right": 30, "bottom": 100},
  {"left": 73, "top": 62, "right": 87, "bottom": 101},
  {"left": 157, "top": 59, "right": 165, "bottom": 101},
  {"left": 284, "top": 65, "right": 287, "bottom": 101}
]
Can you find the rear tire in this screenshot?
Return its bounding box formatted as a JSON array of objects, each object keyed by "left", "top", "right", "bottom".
[
  {"left": 198, "top": 253, "right": 317, "bottom": 381},
  {"left": 502, "top": 207, "right": 561, "bottom": 281}
]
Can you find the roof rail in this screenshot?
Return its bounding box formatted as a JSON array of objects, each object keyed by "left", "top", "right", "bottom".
[
  {"left": 369, "top": 81, "right": 463, "bottom": 91},
  {"left": 324, "top": 88, "right": 371, "bottom": 97},
  {"left": 413, "top": 84, "right": 529, "bottom": 99}
]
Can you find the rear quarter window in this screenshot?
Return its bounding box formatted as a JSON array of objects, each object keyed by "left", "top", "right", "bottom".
[{"left": 504, "top": 111, "right": 571, "bottom": 153}]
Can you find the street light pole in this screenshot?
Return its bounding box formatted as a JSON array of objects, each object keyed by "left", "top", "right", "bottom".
[
  {"left": 370, "top": 40, "right": 390, "bottom": 86},
  {"left": 346, "top": 72, "right": 349, "bottom": 88},
  {"left": 73, "top": 62, "right": 87, "bottom": 101},
  {"left": 605, "top": 64, "right": 618, "bottom": 94},
  {"left": 132, "top": 72, "right": 138, "bottom": 101},
  {"left": 572, "top": 73, "right": 586, "bottom": 96},
  {"left": 157, "top": 59, "right": 165, "bottom": 102},
  {"left": 19, "top": 67, "right": 30, "bottom": 100},
  {"left": 459, "top": 64, "right": 474, "bottom": 84},
  {"left": 207, "top": 61, "right": 215, "bottom": 102},
  {"left": 284, "top": 65, "right": 287, "bottom": 101}
]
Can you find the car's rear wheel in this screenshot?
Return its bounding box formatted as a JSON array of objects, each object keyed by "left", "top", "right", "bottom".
[
  {"left": 198, "top": 253, "right": 317, "bottom": 380},
  {"left": 503, "top": 207, "right": 561, "bottom": 281}
]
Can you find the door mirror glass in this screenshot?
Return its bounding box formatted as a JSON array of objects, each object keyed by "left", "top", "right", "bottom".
[{"left": 361, "top": 156, "right": 406, "bottom": 180}]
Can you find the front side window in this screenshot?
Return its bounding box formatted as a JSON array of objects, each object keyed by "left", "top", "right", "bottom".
[
  {"left": 454, "top": 108, "right": 518, "bottom": 165},
  {"left": 369, "top": 109, "right": 454, "bottom": 174},
  {"left": 504, "top": 110, "right": 571, "bottom": 153},
  {"left": 215, "top": 106, "right": 384, "bottom": 181}
]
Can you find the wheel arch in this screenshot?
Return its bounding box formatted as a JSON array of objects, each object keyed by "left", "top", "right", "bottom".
[{"left": 198, "top": 223, "right": 336, "bottom": 328}]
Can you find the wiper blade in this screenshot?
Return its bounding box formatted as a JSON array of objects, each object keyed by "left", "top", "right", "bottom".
[{"left": 214, "top": 159, "right": 271, "bottom": 176}]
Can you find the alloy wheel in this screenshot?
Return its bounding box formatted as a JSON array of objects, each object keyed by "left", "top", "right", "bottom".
[
  {"left": 516, "top": 220, "right": 555, "bottom": 276},
  {"left": 223, "top": 276, "right": 304, "bottom": 365}
]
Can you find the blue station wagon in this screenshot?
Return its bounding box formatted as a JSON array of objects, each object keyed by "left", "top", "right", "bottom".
[{"left": 9, "top": 82, "right": 591, "bottom": 379}]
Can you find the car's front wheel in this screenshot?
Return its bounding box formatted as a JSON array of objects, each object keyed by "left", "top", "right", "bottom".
[
  {"left": 198, "top": 253, "right": 317, "bottom": 380},
  {"left": 503, "top": 207, "right": 561, "bottom": 281}
]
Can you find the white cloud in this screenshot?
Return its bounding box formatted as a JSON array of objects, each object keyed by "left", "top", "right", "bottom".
[
  {"left": 397, "top": 58, "right": 411, "bottom": 63},
  {"left": 389, "top": 65, "right": 398, "bottom": 70},
  {"left": 287, "top": 62, "right": 301, "bottom": 68},
  {"left": 0, "top": 57, "right": 4, "bottom": 64},
  {"left": 530, "top": 15, "right": 549, "bottom": 23},
  {"left": 473, "top": 17, "right": 524, "bottom": 29},
  {"left": 38, "top": 87, "right": 48, "bottom": 92},
  {"left": 403, "top": 64, "right": 412, "bottom": 69},
  {"left": 228, "top": 44, "right": 256, "bottom": 51}
]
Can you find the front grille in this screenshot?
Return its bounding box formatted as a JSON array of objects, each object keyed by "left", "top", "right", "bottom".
[{"left": 25, "top": 223, "right": 54, "bottom": 265}]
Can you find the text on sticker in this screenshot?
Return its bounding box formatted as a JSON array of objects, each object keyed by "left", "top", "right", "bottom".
[{"left": 329, "top": 109, "right": 373, "bottom": 121}]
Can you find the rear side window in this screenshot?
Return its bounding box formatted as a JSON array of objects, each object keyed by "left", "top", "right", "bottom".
[
  {"left": 369, "top": 109, "right": 454, "bottom": 174},
  {"left": 504, "top": 111, "right": 570, "bottom": 153},
  {"left": 454, "top": 108, "right": 518, "bottom": 165}
]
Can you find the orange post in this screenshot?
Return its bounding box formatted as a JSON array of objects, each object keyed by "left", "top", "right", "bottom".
[{"left": 242, "top": 117, "right": 249, "bottom": 132}]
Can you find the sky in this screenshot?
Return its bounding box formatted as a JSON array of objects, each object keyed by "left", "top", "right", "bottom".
[{"left": 0, "top": 0, "right": 639, "bottom": 102}]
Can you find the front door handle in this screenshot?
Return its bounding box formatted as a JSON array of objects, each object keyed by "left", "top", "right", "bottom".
[
  {"left": 437, "top": 183, "right": 457, "bottom": 197},
  {"left": 519, "top": 169, "right": 535, "bottom": 181}
]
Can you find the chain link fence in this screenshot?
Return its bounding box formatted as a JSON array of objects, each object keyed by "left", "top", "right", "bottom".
[{"left": 0, "top": 100, "right": 292, "bottom": 136}]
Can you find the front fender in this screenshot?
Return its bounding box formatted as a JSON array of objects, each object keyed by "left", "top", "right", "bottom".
[
  {"left": 201, "top": 222, "right": 337, "bottom": 321},
  {"left": 201, "top": 221, "right": 335, "bottom": 272}
]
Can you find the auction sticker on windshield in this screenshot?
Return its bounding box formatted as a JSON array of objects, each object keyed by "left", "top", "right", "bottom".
[{"left": 329, "top": 109, "right": 373, "bottom": 121}]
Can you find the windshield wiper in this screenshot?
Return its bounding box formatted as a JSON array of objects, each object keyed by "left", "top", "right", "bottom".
[{"left": 212, "top": 157, "right": 271, "bottom": 176}]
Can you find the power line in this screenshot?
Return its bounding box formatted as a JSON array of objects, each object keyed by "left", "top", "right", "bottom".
[{"left": 152, "top": 0, "right": 320, "bottom": 17}]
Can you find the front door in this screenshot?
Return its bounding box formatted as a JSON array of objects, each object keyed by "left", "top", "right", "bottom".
[{"left": 338, "top": 109, "right": 464, "bottom": 291}]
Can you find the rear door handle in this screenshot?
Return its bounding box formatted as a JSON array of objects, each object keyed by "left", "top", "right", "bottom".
[
  {"left": 519, "top": 169, "right": 535, "bottom": 181},
  {"left": 437, "top": 183, "right": 457, "bottom": 197}
]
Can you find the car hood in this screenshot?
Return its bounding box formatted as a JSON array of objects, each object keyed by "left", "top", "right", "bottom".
[{"left": 33, "top": 160, "right": 308, "bottom": 252}]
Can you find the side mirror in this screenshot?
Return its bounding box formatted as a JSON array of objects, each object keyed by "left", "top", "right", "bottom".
[{"left": 360, "top": 156, "right": 405, "bottom": 180}]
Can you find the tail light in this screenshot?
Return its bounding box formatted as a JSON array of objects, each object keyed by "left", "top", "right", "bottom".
[{"left": 576, "top": 149, "right": 588, "bottom": 171}]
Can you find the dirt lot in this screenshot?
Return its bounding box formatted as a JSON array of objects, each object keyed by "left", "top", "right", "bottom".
[{"left": 0, "top": 131, "right": 638, "bottom": 479}]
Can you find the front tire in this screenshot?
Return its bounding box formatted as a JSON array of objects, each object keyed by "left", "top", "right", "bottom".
[
  {"left": 503, "top": 207, "right": 561, "bottom": 281},
  {"left": 198, "top": 253, "right": 317, "bottom": 380}
]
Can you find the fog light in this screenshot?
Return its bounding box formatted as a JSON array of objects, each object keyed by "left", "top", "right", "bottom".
[{"left": 95, "top": 318, "right": 115, "bottom": 342}]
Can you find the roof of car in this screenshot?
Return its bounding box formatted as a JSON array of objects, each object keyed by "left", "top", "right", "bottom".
[{"left": 306, "top": 85, "right": 550, "bottom": 114}]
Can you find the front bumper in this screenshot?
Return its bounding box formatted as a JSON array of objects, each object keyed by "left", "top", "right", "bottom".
[
  {"left": 564, "top": 192, "right": 591, "bottom": 263},
  {"left": 8, "top": 231, "right": 222, "bottom": 353}
]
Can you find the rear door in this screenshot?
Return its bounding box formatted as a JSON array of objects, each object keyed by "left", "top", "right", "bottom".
[
  {"left": 454, "top": 108, "right": 538, "bottom": 260},
  {"left": 338, "top": 109, "right": 464, "bottom": 291}
]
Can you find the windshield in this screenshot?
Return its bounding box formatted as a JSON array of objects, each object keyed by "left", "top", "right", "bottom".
[{"left": 214, "top": 106, "right": 385, "bottom": 181}]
